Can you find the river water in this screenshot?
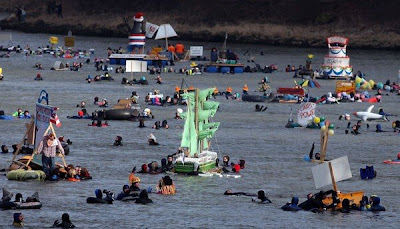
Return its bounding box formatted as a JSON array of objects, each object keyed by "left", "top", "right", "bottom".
[{"left": 0, "top": 30, "right": 399, "bottom": 228}]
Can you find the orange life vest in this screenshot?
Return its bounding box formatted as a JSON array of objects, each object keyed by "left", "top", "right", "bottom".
[
  {"left": 175, "top": 43, "right": 184, "bottom": 54},
  {"left": 226, "top": 87, "right": 232, "bottom": 93},
  {"left": 168, "top": 45, "right": 175, "bottom": 53}
]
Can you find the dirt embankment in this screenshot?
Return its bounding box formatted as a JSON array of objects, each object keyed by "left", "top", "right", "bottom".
[{"left": 1, "top": 0, "right": 400, "bottom": 49}]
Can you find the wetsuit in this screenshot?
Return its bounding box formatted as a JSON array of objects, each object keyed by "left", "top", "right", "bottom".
[{"left": 281, "top": 197, "right": 301, "bottom": 211}]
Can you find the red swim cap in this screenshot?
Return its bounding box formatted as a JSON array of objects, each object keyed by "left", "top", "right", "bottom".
[{"left": 78, "top": 110, "right": 84, "bottom": 117}]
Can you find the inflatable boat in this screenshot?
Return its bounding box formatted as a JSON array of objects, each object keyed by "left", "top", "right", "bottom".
[
  {"left": 6, "top": 169, "right": 46, "bottom": 181},
  {"left": 95, "top": 108, "right": 139, "bottom": 121},
  {"left": 242, "top": 93, "right": 275, "bottom": 103}
]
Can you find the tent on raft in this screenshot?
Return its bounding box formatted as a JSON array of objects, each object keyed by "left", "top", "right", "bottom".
[{"left": 53, "top": 61, "right": 68, "bottom": 70}]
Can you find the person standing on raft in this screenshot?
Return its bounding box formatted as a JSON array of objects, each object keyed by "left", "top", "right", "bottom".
[{"left": 36, "top": 133, "right": 65, "bottom": 180}]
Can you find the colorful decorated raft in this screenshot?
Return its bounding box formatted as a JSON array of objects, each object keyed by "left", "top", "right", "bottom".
[{"left": 320, "top": 36, "right": 353, "bottom": 79}]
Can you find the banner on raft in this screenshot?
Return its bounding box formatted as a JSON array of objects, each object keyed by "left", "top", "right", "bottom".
[
  {"left": 277, "top": 88, "right": 305, "bottom": 96},
  {"left": 126, "top": 60, "right": 147, "bottom": 73},
  {"left": 35, "top": 103, "right": 57, "bottom": 147},
  {"left": 335, "top": 81, "right": 355, "bottom": 94},
  {"left": 312, "top": 156, "right": 352, "bottom": 189},
  {"left": 145, "top": 22, "right": 159, "bottom": 38},
  {"left": 297, "top": 102, "right": 316, "bottom": 126}
]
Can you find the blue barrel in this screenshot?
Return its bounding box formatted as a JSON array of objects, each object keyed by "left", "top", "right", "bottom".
[
  {"left": 206, "top": 66, "right": 218, "bottom": 73},
  {"left": 120, "top": 59, "right": 126, "bottom": 65},
  {"left": 220, "top": 67, "right": 230, "bottom": 74},
  {"left": 161, "top": 60, "right": 168, "bottom": 66},
  {"left": 109, "top": 58, "right": 117, "bottom": 65},
  {"left": 147, "top": 60, "right": 152, "bottom": 65},
  {"left": 233, "top": 67, "right": 244, "bottom": 73}
]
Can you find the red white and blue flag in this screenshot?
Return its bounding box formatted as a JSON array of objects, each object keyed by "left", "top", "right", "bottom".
[{"left": 50, "top": 108, "right": 61, "bottom": 127}]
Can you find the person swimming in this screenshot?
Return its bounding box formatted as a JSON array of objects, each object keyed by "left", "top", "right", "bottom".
[
  {"left": 369, "top": 196, "right": 385, "bottom": 211},
  {"left": 113, "top": 136, "right": 123, "bottom": 146},
  {"left": 281, "top": 197, "right": 301, "bottom": 211},
  {"left": 135, "top": 190, "right": 152, "bottom": 204},
  {"left": 252, "top": 190, "right": 272, "bottom": 203},
  {"left": 53, "top": 213, "right": 75, "bottom": 228},
  {"left": 13, "top": 212, "right": 24, "bottom": 227},
  {"left": 255, "top": 104, "right": 267, "bottom": 112}
]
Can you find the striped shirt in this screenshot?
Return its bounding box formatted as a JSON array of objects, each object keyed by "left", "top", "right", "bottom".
[{"left": 37, "top": 138, "right": 64, "bottom": 157}]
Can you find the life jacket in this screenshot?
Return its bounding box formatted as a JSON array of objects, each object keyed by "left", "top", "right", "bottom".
[
  {"left": 159, "top": 184, "right": 176, "bottom": 195},
  {"left": 175, "top": 44, "right": 184, "bottom": 54},
  {"left": 243, "top": 85, "right": 249, "bottom": 92},
  {"left": 175, "top": 86, "right": 180, "bottom": 92},
  {"left": 226, "top": 87, "right": 232, "bottom": 93},
  {"left": 168, "top": 45, "right": 175, "bottom": 53},
  {"left": 214, "top": 88, "right": 219, "bottom": 94}
]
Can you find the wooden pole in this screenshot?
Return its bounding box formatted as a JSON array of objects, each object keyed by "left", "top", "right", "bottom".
[
  {"left": 195, "top": 89, "right": 199, "bottom": 154},
  {"left": 25, "top": 124, "right": 52, "bottom": 167},
  {"left": 49, "top": 123, "right": 67, "bottom": 167},
  {"left": 328, "top": 162, "right": 338, "bottom": 192}
]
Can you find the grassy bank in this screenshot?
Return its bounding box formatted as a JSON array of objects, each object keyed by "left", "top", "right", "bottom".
[{"left": 1, "top": 0, "right": 400, "bottom": 49}]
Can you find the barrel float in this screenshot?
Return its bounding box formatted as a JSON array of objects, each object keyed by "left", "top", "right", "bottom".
[
  {"left": 109, "top": 58, "right": 117, "bottom": 65},
  {"left": 120, "top": 59, "right": 126, "bottom": 65},
  {"left": 220, "top": 67, "right": 230, "bottom": 74},
  {"left": 233, "top": 67, "right": 244, "bottom": 73},
  {"left": 206, "top": 66, "right": 218, "bottom": 73}
]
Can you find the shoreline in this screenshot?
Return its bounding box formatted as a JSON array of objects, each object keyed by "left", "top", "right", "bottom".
[{"left": 1, "top": 15, "right": 400, "bottom": 51}]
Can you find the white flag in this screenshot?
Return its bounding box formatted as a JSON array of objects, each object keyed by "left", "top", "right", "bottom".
[{"left": 145, "top": 22, "right": 159, "bottom": 38}]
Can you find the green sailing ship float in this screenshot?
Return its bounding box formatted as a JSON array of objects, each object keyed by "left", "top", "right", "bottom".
[{"left": 174, "top": 88, "right": 220, "bottom": 174}]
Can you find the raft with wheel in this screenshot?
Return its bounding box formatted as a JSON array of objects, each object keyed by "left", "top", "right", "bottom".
[{"left": 95, "top": 108, "right": 139, "bottom": 121}]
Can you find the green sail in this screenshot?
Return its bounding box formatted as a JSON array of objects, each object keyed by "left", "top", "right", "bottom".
[
  {"left": 180, "top": 88, "right": 218, "bottom": 156},
  {"left": 180, "top": 102, "right": 197, "bottom": 156},
  {"left": 199, "top": 88, "right": 215, "bottom": 101}
]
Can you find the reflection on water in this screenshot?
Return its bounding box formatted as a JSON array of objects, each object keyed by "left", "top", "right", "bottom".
[{"left": 0, "top": 31, "right": 399, "bottom": 228}]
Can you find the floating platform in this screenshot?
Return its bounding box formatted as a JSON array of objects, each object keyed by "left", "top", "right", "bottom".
[
  {"left": 109, "top": 54, "right": 169, "bottom": 67},
  {"left": 205, "top": 62, "right": 244, "bottom": 74}
]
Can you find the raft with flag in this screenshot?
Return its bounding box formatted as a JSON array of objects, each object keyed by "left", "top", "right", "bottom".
[
  {"left": 8, "top": 90, "right": 68, "bottom": 181},
  {"left": 311, "top": 123, "right": 364, "bottom": 210}
]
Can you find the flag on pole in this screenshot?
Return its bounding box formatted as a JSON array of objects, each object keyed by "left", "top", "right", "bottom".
[{"left": 50, "top": 109, "right": 61, "bottom": 127}]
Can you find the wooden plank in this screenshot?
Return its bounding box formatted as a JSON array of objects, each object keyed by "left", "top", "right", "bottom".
[{"left": 328, "top": 162, "right": 338, "bottom": 192}]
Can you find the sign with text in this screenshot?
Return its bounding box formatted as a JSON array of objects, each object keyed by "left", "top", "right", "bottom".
[
  {"left": 335, "top": 81, "right": 355, "bottom": 94},
  {"left": 297, "top": 102, "right": 316, "bottom": 126},
  {"left": 190, "top": 46, "right": 203, "bottom": 56},
  {"left": 35, "top": 103, "right": 56, "bottom": 146}
]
